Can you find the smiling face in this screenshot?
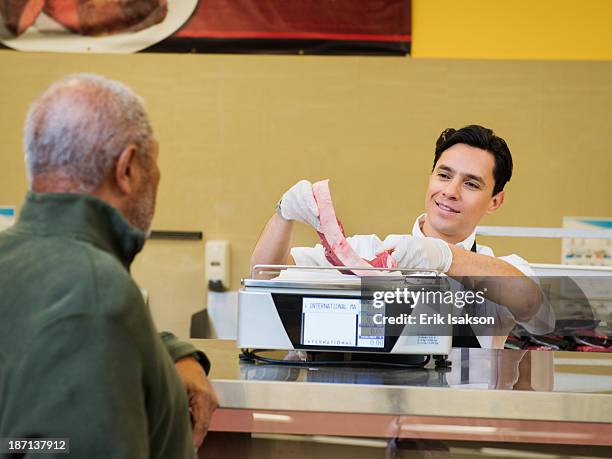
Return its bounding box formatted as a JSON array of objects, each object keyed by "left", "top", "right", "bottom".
[{"left": 423, "top": 143, "right": 504, "bottom": 244}]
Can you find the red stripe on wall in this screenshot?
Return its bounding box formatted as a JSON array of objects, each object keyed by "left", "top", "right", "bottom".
[{"left": 178, "top": 31, "right": 411, "bottom": 43}]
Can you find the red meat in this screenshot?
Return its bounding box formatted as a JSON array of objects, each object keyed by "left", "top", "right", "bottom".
[
  {"left": 313, "top": 179, "right": 397, "bottom": 276},
  {"left": 44, "top": 0, "right": 168, "bottom": 36},
  {"left": 0, "top": 0, "right": 44, "bottom": 37}
]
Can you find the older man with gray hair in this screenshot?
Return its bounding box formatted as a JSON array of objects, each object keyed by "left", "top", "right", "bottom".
[{"left": 0, "top": 74, "right": 217, "bottom": 458}]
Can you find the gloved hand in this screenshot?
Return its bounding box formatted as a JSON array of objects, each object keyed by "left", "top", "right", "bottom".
[
  {"left": 277, "top": 180, "right": 321, "bottom": 230},
  {"left": 379, "top": 235, "right": 453, "bottom": 273}
]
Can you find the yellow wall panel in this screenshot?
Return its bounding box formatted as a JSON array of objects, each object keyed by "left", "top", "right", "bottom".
[
  {"left": 1, "top": 51, "right": 611, "bottom": 335},
  {"left": 413, "top": 0, "right": 612, "bottom": 60}
]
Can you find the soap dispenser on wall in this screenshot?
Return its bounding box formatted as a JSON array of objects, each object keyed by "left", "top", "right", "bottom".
[{"left": 205, "top": 240, "right": 230, "bottom": 292}]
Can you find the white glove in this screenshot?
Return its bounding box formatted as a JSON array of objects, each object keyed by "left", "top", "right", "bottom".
[
  {"left": 277, "top": 180, "right": 321, "bottom": 230},
  {"left": 379, "top": 235, "right": 453, "bottom": 273}
]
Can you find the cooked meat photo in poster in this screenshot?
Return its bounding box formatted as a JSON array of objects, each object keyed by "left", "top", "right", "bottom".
[
  {"left": 0, "top": 0, "right": 198, "bottom": 53},
  {"left": 0, "top": 0, "right": 411, "bottom": 54}
]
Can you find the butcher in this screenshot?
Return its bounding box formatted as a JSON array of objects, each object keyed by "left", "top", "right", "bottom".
[{"left": 250, "top": 124, "right": 554, "bottom": 348}]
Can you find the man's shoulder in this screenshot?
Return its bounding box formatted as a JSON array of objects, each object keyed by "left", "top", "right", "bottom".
[
  {"left": 53, "top": 241, "right": 150, "bottom": 331},
  {"left": 1, "top": 229, "right": 143, "bottom": 316},
  {"left": 476, "top": 243, "right": 534, "bottom": 276},
  {"left": 56, "top": 235, "right": 138, "bottom": 297},
  {"left": 498, "top": 253, "right": 534, "bottom": 276},
  {"left": 83, "top": 244, "right": 147, "bottom": 315},
  {"left": 474, "top": 243, "right": 496, "bottom": 257}
]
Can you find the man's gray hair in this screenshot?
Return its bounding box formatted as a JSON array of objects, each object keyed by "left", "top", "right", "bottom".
[{"left": 24, "top": 73, "right": 153, "bottom": 192}]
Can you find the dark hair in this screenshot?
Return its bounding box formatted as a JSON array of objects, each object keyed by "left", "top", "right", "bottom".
[{"left": 433, "top": 125, "right": 513, "bottom": 195}]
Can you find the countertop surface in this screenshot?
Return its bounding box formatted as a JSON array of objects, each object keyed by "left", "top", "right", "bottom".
[{"left": 192, "top": 339, "right": 612, "bottom": 423}]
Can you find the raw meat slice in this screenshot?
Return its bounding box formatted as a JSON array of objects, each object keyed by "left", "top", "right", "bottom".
[
  {"left": 0, "top": 0, "right": 44, "bottom": 37},
  {"left": 43, "top": 0, "right": 78, "bottom": 32},
  {"left": 370, "top": 249, "right": 396, "bottom": 268},
  {"left": 312, "top": 179, "right": 397, "bottom": 276},
  {"left": 319, "top": 219, "right": 395, "bottom": 271},
  {"left": 44, "top": 0, "right": 167, "bottom": 36}
]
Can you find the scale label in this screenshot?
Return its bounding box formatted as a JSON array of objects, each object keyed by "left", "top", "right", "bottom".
[{"left": 301, "top": 297, "right": 384, "bottom": 348}]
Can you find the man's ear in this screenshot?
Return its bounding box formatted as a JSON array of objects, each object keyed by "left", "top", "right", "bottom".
[
  {"left": 487, "top": 190, "right": 505, "bottom": 214},
  {"left": 115, "top": 145, "right": 138, "bottom": 195}
]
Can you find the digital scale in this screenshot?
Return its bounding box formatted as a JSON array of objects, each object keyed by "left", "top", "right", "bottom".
[{"left": 237, "top": 265, "right": 453, "bottom": 357}]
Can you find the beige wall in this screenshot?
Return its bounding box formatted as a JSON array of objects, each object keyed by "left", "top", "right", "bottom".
[{"left": 1, "top": 51, "right": 611, "bottom": 335}]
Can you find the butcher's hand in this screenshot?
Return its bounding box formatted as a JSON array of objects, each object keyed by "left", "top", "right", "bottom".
[
  {"left": 379, "top": 235, "right": 453, "bottom": 273},
  {"left": 277, "top": 180, "right": 321, "bottom": 230},
  {"left": 175, "top": 357, "right": 219, "bottom": 449}
]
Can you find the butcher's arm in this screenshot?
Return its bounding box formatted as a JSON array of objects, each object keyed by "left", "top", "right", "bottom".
[
  {"left": 251, "top": 214, "right": 296, "bottom": 269},
  {"left": 448, "top": 246, "right": 542, "bottom": 322}
]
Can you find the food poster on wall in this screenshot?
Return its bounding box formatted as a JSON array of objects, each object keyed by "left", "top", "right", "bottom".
[
  {"left": 562, "top": 217, "right": 612, "bottom": 266},
  {"left": 0, "top": 0, "right": 411, "bottom": 55}
]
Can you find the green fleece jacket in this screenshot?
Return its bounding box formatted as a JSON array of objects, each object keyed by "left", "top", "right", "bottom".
[{"left": 0, "top": 192, "right": 208, "bottom": 458}]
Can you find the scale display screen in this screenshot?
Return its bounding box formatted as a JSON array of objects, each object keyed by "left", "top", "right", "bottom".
[{"left": 300, "top": 297, "right": 384, "bottom": 348}]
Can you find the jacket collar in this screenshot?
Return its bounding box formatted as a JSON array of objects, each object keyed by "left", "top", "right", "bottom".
[{"left": 16, "top": 192, "right": 146, "bottom": 269}]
